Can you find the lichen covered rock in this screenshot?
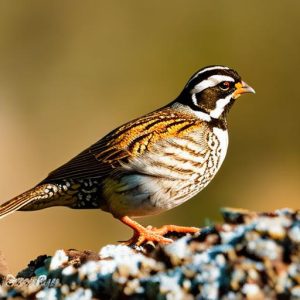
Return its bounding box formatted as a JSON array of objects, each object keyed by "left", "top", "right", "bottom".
[{"left": 1, "top": 208, "right": 300, "bottom": 299}]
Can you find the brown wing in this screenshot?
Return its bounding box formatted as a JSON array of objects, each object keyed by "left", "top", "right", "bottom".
[{"left": 43, "top": 108, "right": 201, "bottom": 182}]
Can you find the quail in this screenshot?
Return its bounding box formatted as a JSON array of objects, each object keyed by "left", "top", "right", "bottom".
[{"left": 0, "top": 65, "right": 255, "bottom": 245}]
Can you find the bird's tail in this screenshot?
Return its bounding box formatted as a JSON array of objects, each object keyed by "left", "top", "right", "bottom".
[{"left": 0, "top": 184, "right": 60, "bottom": 219}]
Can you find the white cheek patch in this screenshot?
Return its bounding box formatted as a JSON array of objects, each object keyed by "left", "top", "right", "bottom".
[
  {"left": 209, "top": 94, "right": 232, "bottom": 119},
  {"left": 191, "top": 94, "right": 212, "bottom": 121},
  {"left": 192, "top": 75, "right": 234, "bottom": 94}
]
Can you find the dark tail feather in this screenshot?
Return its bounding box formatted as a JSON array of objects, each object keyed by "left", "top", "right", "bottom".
[{"left": 0, "top": 184, "right": 59, "bottom": 219}]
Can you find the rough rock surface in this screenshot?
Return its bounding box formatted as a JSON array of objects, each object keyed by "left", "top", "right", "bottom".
[{"left": 1, "top": 208, "right": 300, "bottom": 299}]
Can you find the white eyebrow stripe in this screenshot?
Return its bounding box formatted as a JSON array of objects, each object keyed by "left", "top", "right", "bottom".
[
  {"left": 191, "top": 75, "right": 235, "bottom": 94},
  {"left": 188, "top": 66, "right": 230, "bottom": 83}
]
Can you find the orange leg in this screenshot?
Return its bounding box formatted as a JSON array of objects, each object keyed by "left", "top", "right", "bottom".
[{"left": 119, "top": 216, "right": 199, "bottom": 246}]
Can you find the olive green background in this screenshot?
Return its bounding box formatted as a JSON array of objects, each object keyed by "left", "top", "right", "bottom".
[{"left": 0, "top": 1, "right": 299, "bottom": 274}]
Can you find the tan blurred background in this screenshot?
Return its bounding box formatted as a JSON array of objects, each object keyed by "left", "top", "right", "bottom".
[{"left": 0, "top": 1, "right": 299, "bottom": 274}]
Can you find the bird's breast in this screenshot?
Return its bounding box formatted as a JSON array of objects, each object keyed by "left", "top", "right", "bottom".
[
  {"left": 102, "top": 127, "right": 228, "bottom": 217},
  {"left": 211, "top": 127, "right": 229, "bottom": 167}
]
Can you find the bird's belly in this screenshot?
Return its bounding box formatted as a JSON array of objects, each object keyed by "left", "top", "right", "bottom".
[
  {"left": 102, "top": 135, "right": 227, "bottom": 217},
  {"left": 103, "top": 171, "right": 211, "bottom": 217}
]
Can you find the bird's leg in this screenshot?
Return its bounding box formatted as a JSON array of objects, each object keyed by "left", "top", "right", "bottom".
[{"left": 119, "top": 216, "right": 199, "bottom": 246}]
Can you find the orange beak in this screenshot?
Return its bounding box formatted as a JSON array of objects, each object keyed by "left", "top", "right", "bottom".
[{"left": 233, "top": 81, "right": 255, "bottom": 99}]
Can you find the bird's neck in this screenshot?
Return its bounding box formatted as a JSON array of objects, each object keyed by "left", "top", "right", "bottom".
[
  {"left": 169, "top": 99, "right": 228, "bottom": 130},
  {"left": 209, "top": 117, "right": 227, "bottom": 130}
]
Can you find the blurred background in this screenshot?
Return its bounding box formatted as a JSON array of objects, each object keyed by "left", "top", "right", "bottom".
[{"left": 0, "top": 1, "right": 299, "bottom": 274}]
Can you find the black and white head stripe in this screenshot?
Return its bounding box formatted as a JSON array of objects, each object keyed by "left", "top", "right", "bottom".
[
  {"left": 191, "top": 75, "right": 235, "bottom": 94},
  {"left": 190, "top": 74, "right": 235, "bottom": 119},
  {"left": 186, "top": 65, "right": 239, "bottom": 87},
  {"left": 178, "top": 66, "right": 243, "bottom": 122},
  {"left": 187, "top": 65, "right": 230, "bottom": 85}
]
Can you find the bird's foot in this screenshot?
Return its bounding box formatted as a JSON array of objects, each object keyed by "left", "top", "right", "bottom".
[
  {"left": 121, "top": 227, "right": 173, "bottom": 246},
  {"left": 119, "top": 216, "right": 199, "bottom": 246}
]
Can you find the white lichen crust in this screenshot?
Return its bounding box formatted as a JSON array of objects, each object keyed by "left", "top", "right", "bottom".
[{"left": 2, "top": 208, "right": 300, "bottom": 299}]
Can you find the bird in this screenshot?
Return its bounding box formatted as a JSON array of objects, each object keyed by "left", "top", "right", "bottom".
[{"left": 0, "top": 65, "right": 255, "bottom": 246}]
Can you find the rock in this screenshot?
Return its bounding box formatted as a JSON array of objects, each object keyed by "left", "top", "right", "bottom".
[{"left": 1, "top": 208, "right": 300, "bottom": 299}]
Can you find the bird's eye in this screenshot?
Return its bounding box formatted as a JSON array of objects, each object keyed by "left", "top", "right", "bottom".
[{"left": 219, "top": 81, "right": 231, "bottom": 91}]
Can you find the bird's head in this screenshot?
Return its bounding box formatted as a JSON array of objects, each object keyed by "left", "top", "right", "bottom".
[{"left": 177, "top": 65, "right": 255, "bottom": 121}]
